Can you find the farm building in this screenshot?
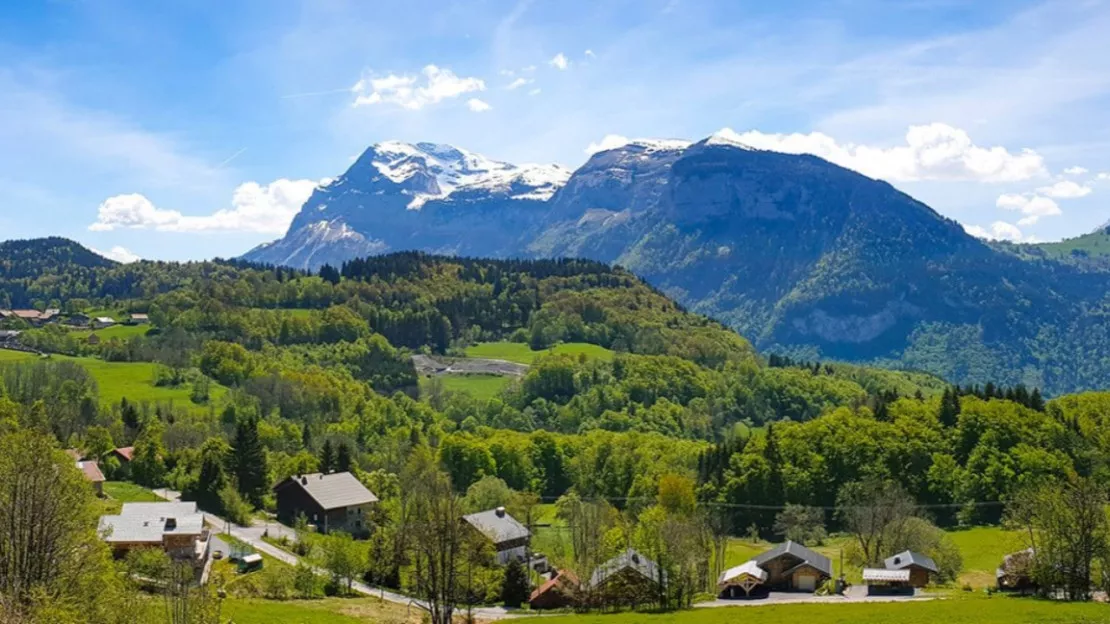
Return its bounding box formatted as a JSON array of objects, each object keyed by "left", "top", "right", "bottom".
[
  {"left": 587, "top": 549, "right": 666, "bottom": 608},
  {"left": 717, "top": 560, "right": 769, "bottom": 598},
  {"left": 529, "top": 570, "right": 579, "bottom": 610},
  {"left": 98, "top": 502, "right": 208, "bottom": 562},
  {"left": 752, "top": 541, "right": 832, "bottom": 592},
  {"left": 76, "top": 460, "right": 106, "bottom": 496},
  {"left": 884, "top": 550, "right": 938, "bottom": 587},
  {"left": 273, "top": 471, "right": 378, "bottom": 535}
]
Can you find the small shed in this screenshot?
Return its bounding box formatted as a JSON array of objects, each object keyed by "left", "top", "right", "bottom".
[
  {"left": 718, "top": 560, "right": 769, "bottom": 598},
  {"left": 884, "top": 550, "right": 938, "bottom": 588},
  {"left": 863, "top": 568, "right": 913, "bottom": 595},
  {"left": 529, "top": 570, "right": 578, "bottom": 610}
]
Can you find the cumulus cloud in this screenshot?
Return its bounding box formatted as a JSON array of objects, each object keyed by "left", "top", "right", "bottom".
[
  {"left": 585, "top": 134, "right": 632, "bottom": 155},
  {"left": 584, "top": 49, "right": 596, "bottom": 58},
  {"left": 91, "top": 246, "right": 141, "bottom": 264},
  {"left": 549, "top": 53, "right": 569, "bottom": 70},
  {"left": 1064, "top": 166, "right": 1089, "bottom": 176},
  {"left": 89, "top": 179, "right": 323, "bottom": 234},
  {"left": 717, "top": 123, "right": 1047, "bottom": 182},
  {"left": 1036, "top": 180, "right": 1092, "bottom": 199},
  {"left": 1099, "top": 172, "right": 1110, "bottom": 180},
  {"left": 506, "top": 77, "right": 533, "bottom": 90},
  {"left": 963, "top": 221, "right": 1035, "bottom": 243},
  {"left": 467, "top": 98, "right": 492, "bottom": 112},
  {"left": 996, "top": 193, "right": 1061, "bottom": 226},
  {"left": 351, "top": 65, "right": 485, "bottom": 110}
]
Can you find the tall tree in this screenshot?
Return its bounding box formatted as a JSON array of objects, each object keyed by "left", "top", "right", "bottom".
[
  {"left": 232, "top": 414, "right": 268, "bottom": 507},
  {"left": 320, "top": 439, "right": 335, "bottom": 474}
]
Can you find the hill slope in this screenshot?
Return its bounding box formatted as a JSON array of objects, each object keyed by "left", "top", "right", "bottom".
[{"left": 239, "top": 137, "right": 1110, "bottom": 395}]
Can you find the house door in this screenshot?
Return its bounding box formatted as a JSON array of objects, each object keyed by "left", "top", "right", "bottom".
[{"left": 797, "top": 575, "right": 816, "bottom": 591}]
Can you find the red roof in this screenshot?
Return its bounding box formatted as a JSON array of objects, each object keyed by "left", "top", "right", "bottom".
[
  {"left": 530, "top": 570, "right": 578, "bottom": 601},
  {"left": 77, "top": 461, "right": 105, "bottom": 483},
  {"left": 11, "top": 310, "right": 41, "bottom": 319},
  {"left": 113, "top": 446, "right": 134, "bottom": 461}
]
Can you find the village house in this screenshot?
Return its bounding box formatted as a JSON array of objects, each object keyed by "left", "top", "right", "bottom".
[
  {"left": 461, "top": 506, "right": 531, "bottom": 565},
  {"left": 529, "top": 570, "right": 579, "bottom": 610},
  {"left": 98, "top": 502, "right": 208, "bottom": 562},
  {"left": 64, "top": 313, "right": 91, "bottom": 327},
  {"left": 129, "top": 313, "right": 150, "bottom": 324},
  {"left": 587, "top": 549, "right": 666, "bottom": 608},
  {"left": 110, "top": 446, "right": 134, "bottom": 464},
  {"left": 93, "top": 316, "right": 117, "bottom": 329},
  {"left": 751, "top": 541, "right": 832, "bottom": 592},
  {"left": 0, "top": 329, "right": 21, "bottom": 344},
  {"left": 997, "top": 548, "right": 1037, "bottom": 593},
  {"left": 273, "top": 471, "right": 378, "bottom": 535},
  {"left": 76, "top": 460, "right": 106, "bottom": 496}
]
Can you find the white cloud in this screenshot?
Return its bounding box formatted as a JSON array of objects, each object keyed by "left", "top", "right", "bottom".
[
  {"left": 718, "top": 123, "right": 1047, "bottom": 182},
  {"left": 963, "top": 221, "right": 1035, "bottom": 243},
  {"left": 351, "top": 65, "right": 485, "bottom": 110},
  {"left": 585, "top": 134, "right": 632, "bottom": 155},
  {"left": 1099, "top": 172, "right": 1110, "bottom": 180},
  {"left": 1063, "top": 166, "right": 1089, "bottom": 175},
  {"left": 91, "top": 246, "right": 141, "bottom": 264},
  {"left": 506, "top": 77, "right": 534, "bottom": 90},
  {"left": 549, "top": 53, "right": 569, "bottom": 70},
  {"left": 996, "top": 193, "right": 1061, "bottom": 226},
  {"left": 528, "top": 88, "right": 542, "bottom": 96},
  {"left": 584, "top": 49, "right": 596, "bottom": 58},
  {"left": 89, "top": 179, "right": 322, "bottom": 234},
  {"left": 1036, "top": 180, "right": 1092, "bottom": 199},
  {"left": 467, "top": 98, "right": 492, "bottom": 112}
]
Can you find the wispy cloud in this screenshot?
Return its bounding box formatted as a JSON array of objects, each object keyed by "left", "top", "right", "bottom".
[
  {"left": 506, "top": 77, "right": 534, "bottom": 90},
  {"left": 467, "top": 98, "right": 492, "bottom": 112},
  {"left": 549, "top": 53, "right": 569, "bottom": 70}
]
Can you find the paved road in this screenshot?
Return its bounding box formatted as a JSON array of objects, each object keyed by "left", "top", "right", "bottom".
[{"left": 153, "top": 488, "right": 519, "bottom": 620}]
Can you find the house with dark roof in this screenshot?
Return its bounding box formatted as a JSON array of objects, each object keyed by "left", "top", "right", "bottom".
[
  {"left": 752, "top": 541, "right": 832, "bottom": 592},
  {"left": 273, "top": 472, "right": 378, "bottom": 536},
  {"left": 461, "top": 506, "right": 531, "bottom": 565},
  {"left": 884, "top": 550, "right": 938, "bottom": 588},
  {"left": 587, "top": 548, "right": 666, "bottom": 608}
]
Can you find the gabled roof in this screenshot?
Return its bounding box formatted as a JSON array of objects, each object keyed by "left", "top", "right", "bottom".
[
  {"left": 719, "top": 560, "right": 768, "bottom": 585},
  {"left": 588, "top": 548, "right": 667, "bottom": 589},
  {"left": 77, "top": 460, "right": 105, "bottom": 483},
  {"left": 113, "top": 446, "right": 134, "bottom": 461},
  {"left": 754, "top": 540, "right": 832, "bottom": 577},
  {"left": 863, "top": 568, "right": 911, "bottom": 582},
  {"left": 530, "top": 570, "right": 579, "bottom": 601},
  {"left": 462, "top": 507, "right": 530, "bottom": 545},
  {"left": 95, "top": 316, "right": 116, "bottom": 323},
  {"left": 130, "top": 313, "right": 149, "bottom": 320},
  {"left": 275, "top": 472, "right": 378, "bottom": 510},
  {"left": 11, "top": 310, "right": 42, "bottom": 319},
  {"left": 885, "top": 550, "right": 938, "bottom": 574}
]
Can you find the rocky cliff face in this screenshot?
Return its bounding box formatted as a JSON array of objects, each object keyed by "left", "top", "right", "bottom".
[{"left": 241, "top": 135, "right": 1110, "bottom": 394}]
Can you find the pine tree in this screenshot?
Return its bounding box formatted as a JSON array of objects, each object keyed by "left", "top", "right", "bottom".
[
  {"left": 501, "top": 558, "right": 530, "bottom": 608},
  {"left": 938, "top": 387, "right": 961, "bottom": 428},
  {"left": 320, "top": 439, "right": 335, "bottom": 474},
  {"left": 1030, "top": 388, "right": 1046, "bottom": 412},
  {"left": 232, "top": 414, "right": 268, "bottom": 507},
  {"left": 336, "top": 442, "right": 353, "bottom": 473}
]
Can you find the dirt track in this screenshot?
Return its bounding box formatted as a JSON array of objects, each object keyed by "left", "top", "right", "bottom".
[{"left": 412, "top": 354, "right": 529, "bottom": 377}]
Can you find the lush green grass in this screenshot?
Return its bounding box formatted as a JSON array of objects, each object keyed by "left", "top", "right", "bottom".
[
  {"left": 419, "top": 374, "right": 512, "bottom": 402},
  {"left": 103, "top": 481, "right": 164, "bottom": 503},
  {"left": 464, "top": 341, "right": 615, "bottom": 365},
  {"left": 1036, "top": 231, "right": 1110, "bottom": 259},
  {"left": 532, "top": 594, "right": 1110, "bottom": 624},
  {"left": 72, "top": 323, "right": 151, "bottom": 340},
  {"left": 949, "top": 526, "right": 1023, "bottom": 587},
  {"left": 223, "top": 597, "right": 416, "bottom": 624},
  {"left": 0, "top": 349, "right": 227, "bottom": 406}
]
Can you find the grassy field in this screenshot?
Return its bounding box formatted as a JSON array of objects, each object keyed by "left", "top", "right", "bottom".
[
  {"left": 72, "top": 323, "right": 152, "bottom": 341},
  {"left": 419, "top": 373, "right": 512, "bottom": 402},
  {"left": 103, "top": 480, "right": 165, "bottom": 502},
  {"left": 0, "top": 349, "right": 226, "bottom": 406},
  {"left": 532, "top": 594, "right": 1110, "bottom": 624},
  {"left": 223, "top": 597, "right": 420, "bottom": 624},
  {"left": 1036, "top": 231, "right": 1110, "bottom": 259},
  {"left": 464, "top": 341, "right": 615, "bottom": 365},
  {"left": 948, "top": 526, "right": 1023, "bottom": 587}
]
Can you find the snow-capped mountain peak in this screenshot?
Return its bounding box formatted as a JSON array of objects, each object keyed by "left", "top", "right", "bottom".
[{"left": 363, "top": 141, "right": 570, "bottom": 209}]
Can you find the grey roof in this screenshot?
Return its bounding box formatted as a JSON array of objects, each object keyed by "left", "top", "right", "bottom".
[
  {"left": 279, "top": 472, "right": 378, "bottom": 510},
  {"left": 885, "top": 550, "right": 939, "bottom": 574},
  {"left": 99, "top": 502, "right": 204, "bottom": 543},
  {"left": 863, "top": 568, "right": 911, "bottom": 582},
  {"left": 588, "top": 548, "right": 667, "bottom": 589},
  {"left": 754, "top": 540, "right": 832, "bottom": 577},
  {"left": 462, "top": 507, "right": 531, "bottom": 545}
]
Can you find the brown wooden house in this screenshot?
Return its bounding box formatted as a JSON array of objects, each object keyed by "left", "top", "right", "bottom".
[
  {"left": 884, "top": 550, "right": 938, "bottom": 587},
  {"left": 273, "top": 472, "right": 378, "bottom": 535},
  {"left": 752, "top": 541, "right": 831, "bottom": 592}
]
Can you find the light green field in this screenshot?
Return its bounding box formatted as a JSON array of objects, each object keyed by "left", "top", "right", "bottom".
[
  {"left": 73, "top": 323, "right": 151, "bottom": 340},
  {"left": 419, "top": 374, "right": 512, "bottom": 402},
  {"left": 0, "top": 349, "right": 226, "bottom": 406},
  {"left": 465, "top": 341, "right": 615, "bottom": 365},
  {"left": 532, "top": 594, "right": 1110, "bottom": 624},
  {"left": 948, "top": 526, "right": 1023, "bottom": 587},
  {"left": 103, "top": 481, "right": 164, "bottom": 503},
  {"left": 223, "top": 597, "right": 416, "bottom": 624}
]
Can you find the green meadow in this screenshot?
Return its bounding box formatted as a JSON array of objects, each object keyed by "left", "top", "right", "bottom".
[
  {"left": 464, "top": 341, "right": 615, "bottom": 365},
  {"left": 419, "top": 373, "right": 512, "bottom": 402}
]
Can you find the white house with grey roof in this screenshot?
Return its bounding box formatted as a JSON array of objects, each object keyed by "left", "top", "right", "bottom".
[
  {"left": 462, "top": 506, "right": 531, "bottom": 565},
  {"left": 273, "top": 471, "right": 378, "bottom": 536},
  {"left": 98, "top": 501, "right": 208, "bottom": 561}
]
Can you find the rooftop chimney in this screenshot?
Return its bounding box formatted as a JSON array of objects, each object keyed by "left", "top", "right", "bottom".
[
  {"left": 301, "top": 476, "right": 308, "bottom": 485},
  {"left": 165, "top": 518, "right": 177, "bottom": 531},
  {"left": 495, "top": 506, "right": 506, "bottom": 517}
]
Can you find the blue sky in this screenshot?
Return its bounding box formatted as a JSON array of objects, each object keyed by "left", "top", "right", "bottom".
[{"left": 2, "top": 0, "right": 1109, "bottom": 261}]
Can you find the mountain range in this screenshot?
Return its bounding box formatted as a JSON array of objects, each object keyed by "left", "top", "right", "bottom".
[{"left": 242, "top": 135, "right": 1110, "bottom": 395}]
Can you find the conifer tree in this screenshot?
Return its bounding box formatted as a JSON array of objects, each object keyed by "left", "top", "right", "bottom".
[{"left": 232, "top": 414, "right": 267, "bottom": 506}]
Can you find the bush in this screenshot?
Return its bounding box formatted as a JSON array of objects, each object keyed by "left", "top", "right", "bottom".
[
  {"left": 294, "top": 562, "right": 319, "bottom": 599},
  {"left": 259, "top": 565, "right": 294, "bottom": 600},
  {"left": 218, "top": 483, "right": 253, "bottom": 525}
]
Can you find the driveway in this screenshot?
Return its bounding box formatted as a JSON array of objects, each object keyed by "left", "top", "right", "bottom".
[
  {"left": 153, "top": 488, "right": 519, "bottom": 620},
  {"left": 697, "top": 586, "right": 935, "bottom": 608}
]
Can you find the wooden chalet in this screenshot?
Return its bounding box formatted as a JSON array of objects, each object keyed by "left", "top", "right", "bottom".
[
  {"left": 751, "top": 540, "right": 832, "bottom": 592},
  {"left": 273, "top": 472, "right": 378, "bottom": 535}
]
